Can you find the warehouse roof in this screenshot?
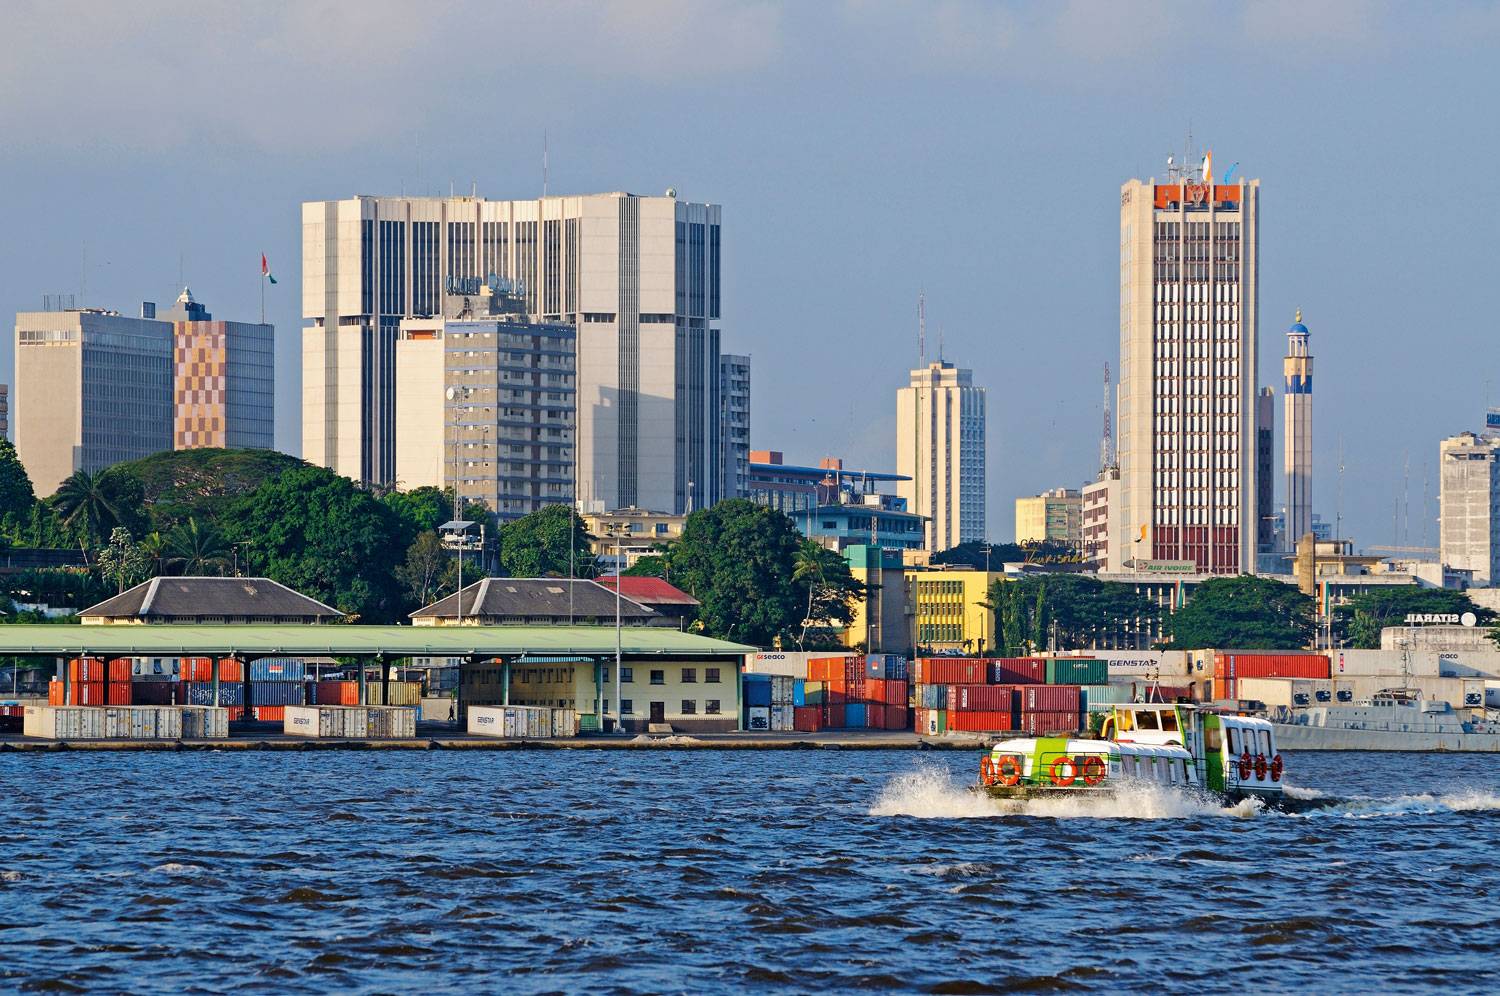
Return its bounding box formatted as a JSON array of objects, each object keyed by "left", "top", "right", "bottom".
[
  {"left": 0, "top": 624, "right": 754, "bottom": 659},
  {"left": 410, "top": 578, "right": 656, "bottom": 622},
  {"left": 80, "top": 577, "right": 343, "bottom": 623},
  {"left": 596, "top": 575, "right": 700, "bottom": 607}
]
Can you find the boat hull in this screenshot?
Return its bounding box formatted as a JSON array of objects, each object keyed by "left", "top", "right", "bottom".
[
  {"left": 1273, "top": 723, "right": 1500, "bottom": 752},
  {"left": 975, "top": 783, "right": 1326, "bottom": 812}
]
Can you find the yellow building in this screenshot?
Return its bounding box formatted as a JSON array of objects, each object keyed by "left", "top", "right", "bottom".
[
  {"left": 841, "top": 545, "right": 910, "bottom": 653},
  {"left": 909, "top": 568, "right": 1005, "bottom": 653},
  {"left": 582, "top": 507, "right": 687, "bottom": 571},
  {"left": 1014, "top": 488, "right": 1082, "bottom": 546}
]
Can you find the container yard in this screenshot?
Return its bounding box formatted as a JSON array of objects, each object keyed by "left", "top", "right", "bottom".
[
  {"left": 22, "top": 705, "right": 230, "bottom": 740},
  {"left": 467, "top": 705, "right": 578, "bottom": 739},
  {"left": 284, "top": 705, "right": 418, "bottom": 739}
]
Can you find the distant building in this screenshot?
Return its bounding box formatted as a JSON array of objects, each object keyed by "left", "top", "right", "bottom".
[
  {"left": 804, "top": 493, "right": 925, "bottom": 552},
  {"left": 14, "top": 305, "right": 173, "bottom": 496},
  {"left": 0, "top": 383, "right": 8, "bottom": 438},
  {"left": 1082, "top": 467, "right": 1121, "bottom": 570},
  {"left": 1283, "top": 312, "right": 1314, "bottom": 549},
  {"left": 163, "top": 288, "right": 274, "bottom": 450},
  {"left": 1117, "top": 165, "right": 1259, "bottom": 573},
  {"left": 582, "top": 507, "right": 687, "bottom": 572},
  {"left": 597, "top": 575, "right": 699, "bottom": 631},
  {"left": 842, "top": 545, "right": 909, "bottom": 654},
  {"left": 394, "top": 286, "right": 575, "bottom": 520},
  {"left": 79, "top": 576, "right": 342, "bottom": 625},
  {"left": 896, "top": 361, "right": 987, "bottom": 552},
  {"left": 719, "top": 354, "right": 751, "bottom": 500},
  {"left": 411, "top": 577, "right": 663, "bottom": 626},
  {"left": 1014, "top": 488, "right": 1081, "bottom": 546},
  {"left": 747, "top": 452, "right": 924, "bottom": 550},
  {"left": 909, "top": 568, "right": 1004, "bottom": 653},
  {"left": 1256, "top": 386, "right": 1275, "bottom": 555},
  {"left": 1440, "top": 431, "right": 1500, "bottom": 586}
]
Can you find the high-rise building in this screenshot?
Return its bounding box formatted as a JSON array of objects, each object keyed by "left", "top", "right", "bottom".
[
  {"left": 1082, "top": 466, "right": 1121, "bottom": 570},
  {"left": 719, "top": 354, "right": 751, "bottom": 501},
  {"left": 1283, "top": 311, "right": 1313, "bottom": 550},
  {"left": 14, "top": 306, "right": 173, "bottom": 496},
  {"left": 1439, "top": 431, "right": 1500, "bottom": 586},
  {"left": 162, "top": 288, "right": 274, "bottom": 450},
  {"left": 301, "top": 192, "right": 723, "bottom": 512},
  {"left": 394, "top": 286, "right": 575, "bottom": 520},
  {"left": 1118, "top": 164, "right": 1259, "bottom": 573},
  {"left": 0, "top": 383, "right": 8, "bottom": 438},
  {"left": 1255, "top": 386, "right": 1275, "bottom": 555},
  {"left": 896, "top": 361, "right": 987, "bottom": 552},
  {"left": 1014, "top": 488, "right": 1081, "bottom": 546}
]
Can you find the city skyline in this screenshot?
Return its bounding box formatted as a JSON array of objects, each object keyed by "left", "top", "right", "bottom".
[{"left": 1, "top": 3, "right": 1495, "bottom": 545}]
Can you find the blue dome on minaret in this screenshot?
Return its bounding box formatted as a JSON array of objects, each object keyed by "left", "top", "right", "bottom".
[{"left": 1288, "top": 309, "right": 1309, "bottom": 336}]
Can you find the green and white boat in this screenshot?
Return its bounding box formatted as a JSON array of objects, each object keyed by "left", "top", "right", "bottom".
[{"left": 978, "top": 703, "right": 1290, "bottom": 806}]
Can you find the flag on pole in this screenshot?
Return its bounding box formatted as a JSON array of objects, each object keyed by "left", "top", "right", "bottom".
[
  {"left": 1200, "top": 150, "right": 1213, "bottom": 184},
  {"left": 261, "top": 253, "right": 278, "bottom": 285}
]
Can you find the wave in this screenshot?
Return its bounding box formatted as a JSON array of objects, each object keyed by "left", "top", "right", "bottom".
[
  {"left": 867, "top": 765, "right": 1261, "bottom": 820},
  {"left": 1294, "top": 790, "right": 1500, "bottom": 819}
]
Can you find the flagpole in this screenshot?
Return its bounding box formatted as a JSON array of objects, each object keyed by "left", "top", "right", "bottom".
[{"left": 260, "top": 253, "right": 265, "bottom": 325}]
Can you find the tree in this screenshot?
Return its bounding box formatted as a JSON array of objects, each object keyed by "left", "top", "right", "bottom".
[
  {"left": 221, "top": 466, "right": 406, "bottom": 622},
  {"left": 791, "top": 540, "right": 864, "bottom": 650},
  {"left": 933, "top": 539, "right": 1079, "bottom": 570},
  {"left": 622, "top": 552, "right": 671, "bottom": 579},
  {"left": 1164, "top": 575, "right": 1315, "bottom": 650},
  {"left": 0, "top": 437, "right": 36, "bottom": 523},
  {"left": 984, "top": 574, "right": 1162, "bottom": 654},
  {"left": 112, "top": 447, "right": 307, "bottom": 534},
  {"left": 51, "top": 470, "right": 125, "bottom": 556},
  {"left": 498, "top": 504, "right": 595, "bottom": 578},
  {"left": 381, "top": 486, "right": 452, "bottom": 541},
  {"left": 164, "top": 517, "right": 228, "bottom": 576},
  {"left": 96, "top": 527, "right": 151, "bottom": 594},
  {"left": 668, "top": 500, "right": 805, "bottom": 646},
  {"left": 1334, "top": 587, "right": 1493, "bottom": 649},
  {"left": 395, "top": 530, "right": 456, "bottom": 608}
]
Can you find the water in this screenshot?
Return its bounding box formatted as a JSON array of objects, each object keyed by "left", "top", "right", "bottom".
[{"left": 1, "top": 750, "right": 1497, "bottom": 994}]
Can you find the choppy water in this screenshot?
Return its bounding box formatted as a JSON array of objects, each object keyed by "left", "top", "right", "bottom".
[{"left": 1, "top": 750, "right": 1497, "bottom": 993}]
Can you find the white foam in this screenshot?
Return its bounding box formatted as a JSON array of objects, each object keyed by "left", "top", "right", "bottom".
[{"left": 150, "top": 862, "right": 205, "bottom": 875}]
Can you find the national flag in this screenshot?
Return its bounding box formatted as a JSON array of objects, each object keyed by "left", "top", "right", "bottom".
[
  {"left": 1200, "top": 149, "right": 1213, "bottom": 184},
  {"left": 261, "top": 253, "right": 278, "bottom": 285}
]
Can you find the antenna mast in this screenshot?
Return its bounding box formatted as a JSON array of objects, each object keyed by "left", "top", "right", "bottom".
[
  {"left": 1101, "top": 362, "right": 1114, "bottom": 472},
  {"left": 918, "top": 290, "right": 926, "bottom": 367}
]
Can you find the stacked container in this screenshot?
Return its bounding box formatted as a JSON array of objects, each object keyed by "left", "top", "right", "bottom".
[
  {"left": 1211, "top": 653, "right": 1330, "bottom": 700},
  {"left": 283, "top": 705, "right": 417, "bottom": 739},
  {"left": 913, "top": 657, "right": 1107, "bottom": 736}
]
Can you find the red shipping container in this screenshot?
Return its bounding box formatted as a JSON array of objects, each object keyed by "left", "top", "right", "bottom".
[
  {"left": 867, "top": 678, "right": 890, "bottom": 707},
  {"left": 807, "top": 657, "right": 842, "bottom": 682},
  {"left": 314, "top": 680, "right": 359, "bottom": 705},
  {"left": 823, "top": 703, "right": 845, "bottom": 729},
  {"left": 917, "top": 658, "right": 990, "bottom": 686},
  {"left": 866, "top": 703, "right": 886, "bottom": 729},
  {"left": 888, "top": 706, "right": 910, "bottom": 731},
  {"left": 107, "top": 681, "right": 131, "bottom": 705},
  {"left": 991, "top": 657, "right": 1046, "bottom": 684},
  {"left": 1021, "top": 684, "right": 1081, "bottom": 713},
  {"left": 947, "top": 710, "right": 1013, "bottom": 733},
  {"left": 884, "top": 679, "right": 908, "bottom": 706},
  {"left": 254, "top": 705, "right": 285, "bottom": 722},
  {"left": 70, "top": 681, "right": 106, "bottom": 705},
  {"left": 947, "top": 684, "right": 1017, "bottom": 712},
  {"left": 227, "top": 706, "right": 244, "bottom": 721},
  {"left": 1213, "top": 653, "right": 1329, "bottom": 681},
  {"left": 1022, "top": 711, "right": 1081, "bottom": 735},
  {"left": 69, "top": 658, "right": 108, "bottom": 683},
  {"left": 179, "top": 658, "right": 244, "bottom": 682},
  {"left": 793, "top": 706, "right": 821, "bottom": 732},
  {"left": 847, "top": 679, "right": 867, "bottom": 704}
]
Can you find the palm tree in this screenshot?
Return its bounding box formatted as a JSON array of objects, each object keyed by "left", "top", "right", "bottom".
[
  {"left": 52, "top": 469, "right": 122, "bottom": 561},
  {"left": 792, "top": 542, "right": 832, "bottom": 651},
  {"left": 139, "top": 531, "right": 167, "bottom": 576},
  {"left": 165, "top": 517, "right": 228, "bottom": 576}
]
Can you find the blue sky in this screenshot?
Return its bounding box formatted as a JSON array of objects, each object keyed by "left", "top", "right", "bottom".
[{"left": 2, "top": 0, "right": 1496, "bottom": 546}]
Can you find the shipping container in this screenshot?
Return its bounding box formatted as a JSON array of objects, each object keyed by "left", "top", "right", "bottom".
[
  {"left": 68, "top": 658, "right": 109, "bottom": 683},
  {"left": 181, "top": 682, "right": 244, "bottom": 706},
  {"left": 745, "top": 706, "right": 771, "bottom": 731},
  {"left": 770, "top": 675, "right": 796, "bottom": 705},
  {"left": 1045, "top": 658, "right": 1108, "bottom": 685},
  {"left": 23, "top": 705, "right": 187, "bottom": 740},
  {"left": 179, "top": 706, "right": 229, "bottom": 739},
  {"left": 284, "top": 705, "right": 416, "bottom": 739},
  {"left": 915, "top": 708, "right": 947, "bottom": 736},
  {"left": 845, "top": 703, "right": 867, "bottom": 728},
  {"left": 803, "top": 680, "right": 824, "bottom": 706},
  {"left": 179, "top": 658, "right": 244, "bottom": 683},
  {"left": 1080, "top": 683, "right": 1135, "bottom": 710},
  {"left": 916, "top": 684, "right": 947, "bottom": 710},
  {"left": 946, "top": 684, "right": 1017, "bottom": 712},
  {"left": 131, "top": 682, "right": 176, "bottom": 706},
  {"left": 947, "top": 710, "right": 1013, "bottom": 733},
  {"left": 313, "top": 680, "right": 360, "bottom": 706},
  {"left": 822, "top": 703, "right": 845, "bottom": 729},
  {"left": 71, "top": 681, "right": 107, "bottom": 706},
  {"left": 771, "top": 704, "right": 795, "bottom": 731},
  {"left": 1212, "top": 653, "right": 1330, "bottom": 697},
  {"left": 865, "top": 704, "right": 886, "bottom": 729},
  {"left": 250, "top": 681, "right": 307, "bottom": 707},
  {"left": 1021, "top": 711, "right": 1081, "bottom": 735},
  {"left": 793, "top": 705, "right": 821, "bottom": 732},
  {"left": 468, "top": 704, "right": 576, "bottom": 738},
  {"left": 365, "top": 682, "right": 420, "bottom": 706},
  {"left": 792, "top": 680, "right": 806, "bottom": 707},
  {"left": 866, "top": 654, "right": 909, "bottom": 681},
  {"left": 743, "top": 675, "right": 774, "bottom": 708},
  {"left": 249, "top": 659, "right": 308, "bottom": 682},
  {"left": 253, "top": 705, "right": 285, "bottom": 722},
  {"left": 1021, "top": 684, "right": 1082, "bottom": 713},
  {"left": 991, "top": 658, "right": 1047, "bottom": 685},
  {"left": 916, "top": 658, "right": 990, "bottom": 686},
  {"left": 107, "top": 658, "right": 132, "bottom": 683},
  {"left": 806, "top": 656, "right": 856, "bottom": 682}
]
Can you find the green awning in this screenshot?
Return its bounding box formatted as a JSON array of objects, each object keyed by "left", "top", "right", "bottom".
[{"left": 0, "top": 624, "right": 755, "bottom": 660}]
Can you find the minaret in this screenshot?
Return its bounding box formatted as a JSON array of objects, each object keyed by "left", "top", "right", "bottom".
[{"left": 1284, "top": 310, "right": 1314, "bottom": 548}]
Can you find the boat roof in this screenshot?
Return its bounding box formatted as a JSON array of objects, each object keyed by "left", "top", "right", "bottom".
[{"left": 990, "top": 738, "right": 1191, "bottom": 759}]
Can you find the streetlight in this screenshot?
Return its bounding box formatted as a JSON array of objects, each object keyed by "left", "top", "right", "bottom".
[{"left": 604, "top": 521, "right": 627, "bottom": 734}]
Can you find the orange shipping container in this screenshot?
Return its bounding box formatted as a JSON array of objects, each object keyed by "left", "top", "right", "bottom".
[
  {"left": 71, "top": 681, "right": 107, "bottom": 705},
  {"left": 1212, "top": 653, "right": 1329, "bottom": 681},
  {"left": 179, "top": 658, "right": 244, "bottom": 682},
  {"left": 314, "top": 680, "right": 360, "bottom": 705},
  {"left": 108, "top": 658, "right": 132, "bottom": 683},
  {"left": 107, "top": 681, "right": 131, "bottom": 705},
  {"left": 68, "top": 658, "right": 109, "bottom": 683},
  {"left": 947, "top": 710, "right": 1013, "bottom": 733},
  {"left": 254, "top": 705, "right": 285, "bottom": 722},
  {"left": 48, "top": 679, "right": 63, "bottom": 705}
]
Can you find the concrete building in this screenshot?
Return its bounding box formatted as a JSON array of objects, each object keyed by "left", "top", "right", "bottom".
[
  {"left": 842, "top": 545, "right": 910, "bottom": 654},
  {"left": 748, "top": 452, "right": 905, "bottom": 519},
  {"left": 14, "top": 306, "right": 173, "bottom": 496},
  {"left": 0, "top": 383, "right": 8, "bottom": 438},
  {"left": 583, "top": 506, "right": 687, "bottom": 572},
  {"left": 1015, "top": 488, "right": 1082, "bottom": 546},
  {"left": 1118, "top": 165, "right": 1259, "bottom": 573},
  {"left": 720, "top": 354, "right": 751, "bottom": 500},
  {"left": 896, "top": 361, "right": 987, "bottom": 552},
  {"left": 1283, "top": 311, "right": 1314, "bottom": 551},
  {"left": 909, "top": 568, "right": 1004, "bottom": 653},
  {"left": 597, "top": 575, "right": 699, "bottom": 631},
  {"left": 301, "top": 192, "right": 724, "bottom": 513},
  {"left": 80, "top": 576, "right": 342, "bottom": 625},
  {"left": 161, "top": 289, "right": 274, "bottom": 451},
  {"left": 1440, "top": 431, "right": 1500, "bottom": 586},
  {"left": 1082, "top": 466, "right": 1121, "bottom": 570},
  {"left": 394, "top": 287, "right": 575, "bottom": 520},
  {"left": 1255, "top": 386, "right": 1275, "bottom": 558},
  {"left": 804, "top": 493, "right": 925, "bottom": 552}
]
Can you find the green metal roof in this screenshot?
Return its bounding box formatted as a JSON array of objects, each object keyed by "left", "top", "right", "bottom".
[{"left": 0, "top": 624, "right": 756, "bottom": 660}]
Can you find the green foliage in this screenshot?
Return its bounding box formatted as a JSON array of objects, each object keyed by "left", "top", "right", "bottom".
[
  {"left": 164, "top": 517, "right": 229, "bottom": 576},
  {"left": 985, "top": 574, "right": 1162, "bottom": 655},
  {"left": 1164, "top": 575, "right": 1315, "bottom": 650},
  {"left": 381, "top": 486, "right": 451, "bottom": 540},
  {"left": 932, "top": 539, "right": 1079, "bottom": 569},
  {"left": 112, "top": 447, "right": 308, "bottom": 533},
  {"left": 791, "top": 540, "right": 865, "bottom": 650},
  {"left": 395, "top": 530, "right": 456, "bottom": 607},
  {"left": 1333, "top": 587, "right": 1493, "bottom": 649},
  {"left": 221, "top": 465, "right": 404, "bottom": 622},
  {"left": 498, "top": 505, "right": 595, "bottom": 578},
  {"left": 96, "top": 527, "right": 152, "bottom": 594},
  {"left": 50, "top": 469, "right": 144, "bottom": 552},
  {"left": 0, "top": 437, "right": 36, "bottom": 523},
  {"left": 622, "top": 553, "right": 670, "bottom": 578},
  {"left": 0, "top": 568, "right": 111, "bottom": 611},
  {"left": 669, "top": 499, "right": 806, "bottom": 646}
]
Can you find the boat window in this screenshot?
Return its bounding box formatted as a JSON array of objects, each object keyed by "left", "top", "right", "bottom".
[
  {"left": 1225, "top": 726, "right": 1240, "bottom": 754},
  {"left": 1116, "top": 711, "right": 1135, "bottom": 732},
  {"left": 1204, "top": 724, "right": 1222, "bottom": 752},
  {"left": 1160, "top": 710, "right": 1179, "bottom": 733},
  {"left": 1135, "top": 711, "right": 1160, "bottom": 731},
  {"left": 1258, "top": 730, "right": 1272, "bottom": 755}
]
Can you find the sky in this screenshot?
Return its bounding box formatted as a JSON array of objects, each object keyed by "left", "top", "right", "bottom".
[{"left": 2, "top": 0, "right": 1497, "bottom": 547}]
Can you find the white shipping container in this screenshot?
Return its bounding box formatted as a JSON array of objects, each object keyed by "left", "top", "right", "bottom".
[
  {"left": 23, "top": 705, "right": 184, "bottom": 740},
  {"left": 746, "top": 706, "right": 771, "bottom": 731},
  {"left": 180, "top": 707, "right": 229, "bottom": 739},
  {"left": 771, "top": 676, "right": 795, "bottom": 705},
  {"left": 1070, "top": 651, "right": 1190, "bottom": 679},
  {"left": 468, "top": 704, "right": 572, "bottom": 739},
  {"left": 551, "top": 709, "right": 576, "bottom": 737}
]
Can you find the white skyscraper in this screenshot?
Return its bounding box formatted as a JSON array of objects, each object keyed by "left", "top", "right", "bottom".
[
  {"left": 896, "top": 361, "right": 986, "bottom": 552},
  {"left": 1439, "top": 431, "right": 1500, "bottom": 586},
  {"left": 1283, "top": 311, "right": 1313, "bottom": 549},
  {"left": 301, "top": 191, "right": 723, "bottom": 512},
  {"left": 1118, "top": 162, "right": 1259, "bottom": 573}
]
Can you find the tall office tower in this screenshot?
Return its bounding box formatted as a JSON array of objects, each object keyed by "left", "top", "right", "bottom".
[
  {"left": 1283, "top": 312, "right": 1313, "bottom": 549},
  {"left": 1118, "top": 163, "right": 1259, "bottom": 573},
  {"left": 302, "top": 192, "right": 723, "bottom": 512},
  {"left": 0, "top": 384, "right": 8, "bottom": 438},
  {"left": 1439, "top": 431, "right": 1500, "bottom": 586},
  {"left": 14, "top": 305, "right": 173, "bottom": 496},
  {"left": 160, "top": 288, "right": 275, "bottom": 450},
  {"left": 1014, "top": 488, "right": 1082, "bottom": 546},
  {"left": 719, "top": 354, "right": 751, "bottom": 501},
  {"left": 394, "top": 287, "right": 575, "bottom": 520},
  {"left": 896, "top": 361, "right": 987, "bottom": 552},
  {"left": 1255, "top": 386, "right": 1275, "bottom": 554}
]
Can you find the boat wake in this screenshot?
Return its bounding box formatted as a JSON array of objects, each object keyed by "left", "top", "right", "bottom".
[
  {"left": 868, "top": 765, "right": 1261, "bottom": 820},
  {"left": 1288, "top": 789, "right": 1500, "bottom": 819}
]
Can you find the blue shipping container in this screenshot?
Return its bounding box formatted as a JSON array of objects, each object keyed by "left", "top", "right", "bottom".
[
  {"left": 918, "top": 684, "right": 947, "bottom": 710},
  {"left": 744, "top": 679, "right": 773, "bottom": 707},
  {"left": 249, "top": 681, "right": 306, "bottom": 706},
  {"left": 249, "top": 658, "right": 307, "bottom": 682},
  {"left": 182, "top": 682, "right": 244, "bottom": 706},
  {"left": 792, "top": 680, "right": 805, "bottom": 707},
  {"left": 845, "top": 703, "right": 867, "bottom": 728},
  {"left": 865, "top": 655, "right": 909, "bottom": 681}
]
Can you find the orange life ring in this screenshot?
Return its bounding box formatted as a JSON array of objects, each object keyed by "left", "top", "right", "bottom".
[
  {"left": 980, "top": 755, "right": 996, "bottom": 786},
  {"left": 1253, "top": 754, "right": 1268, "bottom": 780},
  {"left": 1270, "top": 753, "right": 1284, "bottom": 782},
  {"left": 1237, "top": 751, "right": 1252, "bottom": 780},
  {"left": 997, "top": 755, "right": 1022, "bottom": 787},
  {"left": 1048, "top": 756, "right": 1077, "bottom": 787},
  {"left": 1079, "top": 755, "right": 1106, "bottom": 786}
]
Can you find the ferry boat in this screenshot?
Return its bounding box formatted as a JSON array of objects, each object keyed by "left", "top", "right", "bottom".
[{"left": 977, "top": 703, "right": 1289, "bottom": 806}]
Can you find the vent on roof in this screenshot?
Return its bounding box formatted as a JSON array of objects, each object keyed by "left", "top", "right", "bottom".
[
  {"left": 506, "top": 586, "right": 518, "bottom": 593},
  {"left": 547, "top": 586, "right": 564, "bottom": 594},
  {"left": 244, "top": 584, "right": 259, "bottom": 596}
]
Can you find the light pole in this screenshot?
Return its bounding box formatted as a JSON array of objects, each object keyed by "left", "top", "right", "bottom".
[
  {"left": 605, "top": 521, "right": 626, "bottom": 733},
  {"left": 444, "top": 386, "right": 476, "bottom": 625}
]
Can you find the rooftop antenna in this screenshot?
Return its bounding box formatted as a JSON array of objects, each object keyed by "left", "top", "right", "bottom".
[
  {"left": 543, "top": 130, "right": 549, "bottom": 198},
  {"left": 1335, "top": 436, "right": 1345, "bottom": 541},
  {"left": 938, "top": 326, "right": 945, "bottom": 364},
  {"left": 1101, "top": 362, "right": 1115, "bottom": 472},
  {"left": 918, "top": 290, "right": 926, "bottom": 367}
]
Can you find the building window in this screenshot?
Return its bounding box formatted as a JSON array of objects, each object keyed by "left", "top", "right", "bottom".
[
  {"left": 681, "top": 667, "right": 697, "bottom": 683},
  {"left": 681, "top": 700, "right": 697, "bottom": 715},
  {"left": 705, "top": 699, "right": 721, "bottom": 715},
  {"left": 620, "top": 667, "right": 633, "bottom": 683},
  {"left": 621, "top": 699, "right": 634, "bottom": 715},
  {"left": 650, "top": 669, "right": 665, "bottom": 685},
  {"left": 705, "top": 667, "right": 721, "bottom": 684}
]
